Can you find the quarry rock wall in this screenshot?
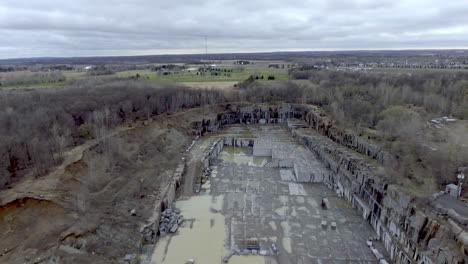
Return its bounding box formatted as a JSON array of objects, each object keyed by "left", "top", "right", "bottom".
[
  {"left": 139, "top": 163, "right": 186, "bottom": 263},
  {"left": 292, "top": 107, "right": 467, "bottom": 264},
  {"left": 301, "top": 106, "right": 391, "bottom": 164}
]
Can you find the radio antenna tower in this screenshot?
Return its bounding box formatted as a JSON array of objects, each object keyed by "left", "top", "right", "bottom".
[
  {"left": 205, "top": 35, "right": 208, "bottom": 57},
  {"left": 203, "top": 35, "right": 208, "bottom": 72},
  {"left": 201, "top": 35, "right": 209, "bottom": 76}
]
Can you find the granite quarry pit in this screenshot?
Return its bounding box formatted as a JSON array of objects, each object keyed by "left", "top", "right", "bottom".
[{"left": 139, "top": 104, "right": 468, "bottom": 264}]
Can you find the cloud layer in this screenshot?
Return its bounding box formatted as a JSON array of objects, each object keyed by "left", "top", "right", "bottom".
[{"left": 1, "top": 0, "right": 467, "bottom": 58}]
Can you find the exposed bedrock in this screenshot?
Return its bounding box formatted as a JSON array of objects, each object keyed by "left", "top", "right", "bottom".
[
  {"left": 185, "top": 103, "right": 467, "bottom": 264},
  {"left": 192, "top": 104, "right": 391, "bottom": 164},
  {"left": 302, "top": 106, "right": 392, "bottom": 164},
  {"left": 291, "top": 126, "right": 466, "bottom": 264}
]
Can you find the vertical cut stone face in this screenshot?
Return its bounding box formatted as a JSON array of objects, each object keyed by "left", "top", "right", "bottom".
[{"left": 183, "top": 103, "right": 467, "bottom": 264}]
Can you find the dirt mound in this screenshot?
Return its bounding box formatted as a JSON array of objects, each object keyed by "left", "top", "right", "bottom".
[
  {"left": 0, "top": 198, "right": 75, "bottom": 263},
  {"left": 0, "top": 106, "right": 219, "bottom": 263}
]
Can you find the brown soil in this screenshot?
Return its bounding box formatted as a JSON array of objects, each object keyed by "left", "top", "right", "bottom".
[
  {"left": 0, "top": 105, "right": 223, "bottom": 264},
  {"left": 178, "top": 81, "right": 238, "bottom": 90}
]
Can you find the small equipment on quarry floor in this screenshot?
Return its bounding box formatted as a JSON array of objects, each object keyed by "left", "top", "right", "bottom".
[
  {"left": 321, "top": 198, "right": 329, "bottom": 209},
  {"left": 245, "top": 239, "right": 261, "bottom": 250}
]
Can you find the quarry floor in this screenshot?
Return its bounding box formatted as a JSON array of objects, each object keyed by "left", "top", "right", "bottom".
[{"left": 152, "top": 124, "right": 387, "bottom": 264}]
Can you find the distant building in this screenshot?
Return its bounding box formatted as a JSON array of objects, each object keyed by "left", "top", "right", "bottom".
[
  {"left": 445, "top": 183, "right": 461, "bottom": 198},
  {"left": 235, "top": 60, "right": 250, "bottom": 65}
]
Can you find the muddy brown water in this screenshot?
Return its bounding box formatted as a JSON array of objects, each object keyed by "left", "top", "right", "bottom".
[{"left": 151, "top": 147, "right": 276, "bottom": 264}]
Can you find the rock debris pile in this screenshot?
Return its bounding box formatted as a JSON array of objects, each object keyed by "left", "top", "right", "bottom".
[
  {"left": 201, "top": 168, "right": 211, "bottom": 184},
  {"left": 158, "top": 207, "right": 184, "bottom": 236}
]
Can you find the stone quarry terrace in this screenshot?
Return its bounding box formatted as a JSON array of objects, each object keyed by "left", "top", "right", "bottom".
[{"left": 151, "top": 123, "right": 389, "bottom": 264}]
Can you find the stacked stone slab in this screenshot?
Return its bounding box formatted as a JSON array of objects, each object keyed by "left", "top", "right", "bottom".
[{"left": 158, "top": 207, "right": 184, "bottom": 236}]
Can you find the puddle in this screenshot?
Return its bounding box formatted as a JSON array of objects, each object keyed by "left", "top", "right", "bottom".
[
  {"left": 279, "top": 196, "right": 288, "bottom": 204},
  {"left": 151, "top": 195, "right": 226, "bottom": 264},
  {"left": 288, "top": 183, "right": 307, "bottom": 196},
  {"left": 279, "top": 221, "right": 293, "bottom": 253},
  {"left": 296, "top": 196, "right": 305, "bottom": 204},
  {"left": 307, "top": 197, "right": 319, "bottom": 208},
  {"left": 274, "top": 196, "right": 289, "bottom": 217},
  {"left": 282, "top": 237, "right": 292, "bottom": 254},
  {"left": 280, "top": 221, "right": 291, "bottom": 237},
  {"left": 253, "top": 157, "right": 270, "bottom": 166},
  {"left": 219, "top": 147, "right": 271, "bottom": 166},
  {"left": 229, "top": 255, "right": 278, "bottom": 264},
  {"left": 274, "top": 206, "right": 288, "bottom": 217},
  {"left": 291, "top": 207, "right": 297, "bottom": 217},
  {"left": 297, "top": 206, "right": 310, "bottom": 214},
  {"left": 269, "top": 221, "right": 277, "bottom": 231},
  {"left": 211, "top": 166, "right": 218, "bottom": 178}
]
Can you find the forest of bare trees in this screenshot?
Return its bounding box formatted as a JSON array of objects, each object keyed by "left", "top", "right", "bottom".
[
  {"left": 0, "top": 71, "right": 66, "bottom": 86},
  {"left": 0, "top": 79, "right": 226, "bottom": 188},
  {"left": 1, "top": 70, "right": 467, "bottom": 189},
  {"left": 289, "top": 70, "right": 468, "bottom": 120},
  {"left": 238, "top": 69, "right": 468, "bottom": 187}
]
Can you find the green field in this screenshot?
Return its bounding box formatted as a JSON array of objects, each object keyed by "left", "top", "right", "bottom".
[
  {"left": 115, "top": 66, "right": 291, "bottom": 82},
  {"left": 1, "top": 63, "right": 292, "bottom": 89},
  {"left": 371, "top": 67, "right": 468, "bottom": 73}
]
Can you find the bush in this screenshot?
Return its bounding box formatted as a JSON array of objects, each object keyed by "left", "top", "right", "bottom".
[{"left": 78, "top": 123, "right": 94, "bottom": 139}]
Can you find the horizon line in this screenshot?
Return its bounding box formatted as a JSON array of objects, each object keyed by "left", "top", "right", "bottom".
[{"left": 1, "top": 47, "right": 468, "bottom": 61}]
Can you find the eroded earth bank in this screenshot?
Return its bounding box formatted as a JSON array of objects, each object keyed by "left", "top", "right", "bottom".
[{"left": 1, "top": 104, "right": 467, "bottom": 264}]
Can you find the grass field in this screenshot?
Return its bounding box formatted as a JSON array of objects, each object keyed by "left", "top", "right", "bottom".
[
  {"left": 115, "top": 66, "right": 291, "bottom": 82},
  {"left": 371, "top": 67, "right": 468, "bottom": 73},
  {"left": 1, "top": 62, "right": 292, "bottom": 89},
  {"left": 5, "top": 64, "right": 468, "bottom": 90}
]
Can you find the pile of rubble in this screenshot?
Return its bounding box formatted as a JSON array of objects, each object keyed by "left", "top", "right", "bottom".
[
  {"left": 195, "top": 167, "right": 211, "bottom": 193},
  {"left": 158, "top": 207, "right": 184, "bottom": 236},
  {"left": 201, "top": 168, "right": 211, "bottom": 184}
]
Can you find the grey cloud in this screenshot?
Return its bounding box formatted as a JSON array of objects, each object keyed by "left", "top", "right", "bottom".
[{"left": 0, "top": 0, "right": 467, "bottom": 58}]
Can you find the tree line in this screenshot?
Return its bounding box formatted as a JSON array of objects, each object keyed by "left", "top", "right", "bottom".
[
  {"left": 0, "top": 79, "right": 226, "bottom": 188},
  {"left": 0, "top": 71, "right": 66, "bottom": 86}
]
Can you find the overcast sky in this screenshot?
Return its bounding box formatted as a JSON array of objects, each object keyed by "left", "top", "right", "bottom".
[{"left": 1, "top": 0, "right": 468, "bottom": 59}]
